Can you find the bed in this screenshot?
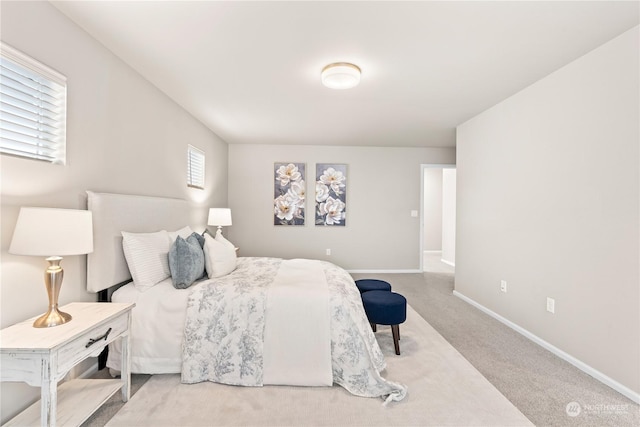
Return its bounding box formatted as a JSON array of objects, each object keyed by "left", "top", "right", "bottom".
[{"left": 86, "top": 191, "right": 406, "bottom": 403}]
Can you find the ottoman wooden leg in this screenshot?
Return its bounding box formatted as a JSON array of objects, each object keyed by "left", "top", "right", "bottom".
[
  {"left": 392, "top": 324, "right": 401, "bottom": 355},
  {"left": 370, "top": 323, "right": 377, "bottom": 332}
]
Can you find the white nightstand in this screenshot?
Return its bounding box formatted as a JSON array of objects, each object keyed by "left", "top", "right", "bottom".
[{"left": 0, "top": 302, "right": 135, "bottom": 427}]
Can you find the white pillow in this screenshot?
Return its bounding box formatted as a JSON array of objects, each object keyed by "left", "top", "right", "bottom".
[
  {"left": 122, "top": 230, "right": 171, "bottom": 292},
  {"left": 168, "top": 226, "right": 194, "bottom": 243},
  {"left": 203, "top": 231, "right": 237, "bottom": 278}
]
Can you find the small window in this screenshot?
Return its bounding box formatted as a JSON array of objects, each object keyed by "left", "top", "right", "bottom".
[
  {"left": 0, "top": 42, "right": 67, "bottom": 164},
  {"left": 187, "top": 145, "right": 205, "bottom": 189}
]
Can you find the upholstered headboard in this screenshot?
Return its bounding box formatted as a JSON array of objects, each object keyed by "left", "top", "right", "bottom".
[{"left": 86, "top": 191, "right": 190, "bottom": 293}]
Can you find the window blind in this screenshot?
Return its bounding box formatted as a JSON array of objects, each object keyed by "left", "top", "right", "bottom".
[
  {"left": 187, "top": 145, "right": 205, "bottom": 189},
  {"left": 0, "top": 43, "right": 67, "bottom": 164}
]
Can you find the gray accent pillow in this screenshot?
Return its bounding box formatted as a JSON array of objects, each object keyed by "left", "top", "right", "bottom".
[
  {"left": 192, "top": 231, "right": 205, "bottom": 248},
  {"left": 168, "top": 234, "right": 205, "bottom": 289}
]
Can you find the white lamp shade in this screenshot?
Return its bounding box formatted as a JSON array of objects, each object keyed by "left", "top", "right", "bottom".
[
  {"left": 321, "top": 62, "right": 361, "bottom": 90},
  {"left": 9, "top": 208, "right": 94, "bottom": 256},
  {"left": 208, "top": 208, "right": 232, "bottom": 226}
]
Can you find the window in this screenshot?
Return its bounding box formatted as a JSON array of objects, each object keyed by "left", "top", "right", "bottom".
[
  {"left": 187, "top": 145, "right": 205, "bottom": 189},
  {"left": 0, "top": 42, "right": 67, "bottom": 164}
]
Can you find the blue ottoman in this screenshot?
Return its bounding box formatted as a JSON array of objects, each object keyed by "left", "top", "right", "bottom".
[
  {"left": 355, "top": 279, "right": 391, "bottom": 294},
  {"left": 361, "top": 290, "right": 407, "bottom": 355}
]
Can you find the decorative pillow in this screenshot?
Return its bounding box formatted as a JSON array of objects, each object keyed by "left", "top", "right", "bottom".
[
  {"left": 168, "top": 226, "right": 194, "bottom": 243},
  {"left": 189, "top": 232, "right": 207, "bottom": 279},
  {"left": 203, "top": 231, "right": 237, "bottom": 278},
  {"left": 191, "top": 231, "right": 205, "bottom": 248},
  {"left": 168, "top": 235, "right": 205, "bottom": 289},
  {"left": 121, "top": 230, "right": 171, "bottom": 292}
]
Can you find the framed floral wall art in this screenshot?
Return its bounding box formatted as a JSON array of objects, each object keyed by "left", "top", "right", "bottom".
[
  {"left": 274, "top": 162, "right": 306, "bottom": 225},
  {"left": 315, "top": 163, "right": 347, "bottom": 226}
]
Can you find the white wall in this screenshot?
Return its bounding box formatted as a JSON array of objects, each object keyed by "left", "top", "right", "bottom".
[
  {"left": 423, "top": 168, "right": 443, "bottom": 251},
  {"left": 441, "top": 168, "right": 456, "bottom": 265},
  {"left": 228, "top": 145, "right": 455, "bottom": 271},
  {"left": 456, "top": 26, "right": 639, "bottom": 397},
  {"left": 0, "top": 2, "right": 228, "bottom": 422}
]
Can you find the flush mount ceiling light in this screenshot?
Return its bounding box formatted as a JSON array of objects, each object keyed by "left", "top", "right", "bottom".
[{"left": 321, "top": 62, "right": 361, "bottom": 89}]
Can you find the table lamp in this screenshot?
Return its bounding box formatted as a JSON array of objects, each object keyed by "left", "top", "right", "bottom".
[
  {"left": 208, "top": 208, "right": 232, "bottom": 234},
  {"left": 9, "top": 207, "right": 94, "bottom": 328}
]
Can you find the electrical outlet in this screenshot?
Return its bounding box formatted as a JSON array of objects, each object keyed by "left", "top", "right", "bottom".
[
  {"left": 326, "top": 249, "right": 331, "bottom": 256},
  {"left": 500, "top": 280, "right": 507, "bottom": 293},
  {"left": 546, "top": 297, "right": 555, "bottom": 313}
]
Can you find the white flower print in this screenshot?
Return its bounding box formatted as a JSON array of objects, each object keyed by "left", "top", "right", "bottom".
[
  {"left": 274, "top": 195, "right": 298, "bottom": 221},
  {"left": 319, "top": 196, "right": 346, "bottom": 225},
  {"left": 319, "top": 167, "right": 346, "bottom": 195},
  {"left": 287, "top": 180, "right": 306, "bottom": 206},
  {"left": 315, "top": 164, "right": 347, "bottom": 227},
  {"left": 276, "top": 163, "right": 302, "bottom": 187},
  {"left": 274, "top": 163, "right": 305, "bottom": 225},
  {"left": 315, "top": 182, "right": 330, "bottom": 203}
]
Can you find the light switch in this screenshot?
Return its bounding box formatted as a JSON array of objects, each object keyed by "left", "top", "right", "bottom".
[{"left": 410, "top": 210, "right": 418, "bottom": 217}]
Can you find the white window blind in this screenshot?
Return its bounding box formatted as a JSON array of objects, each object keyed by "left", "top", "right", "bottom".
[
  {"left": 0, "top": 42, "right": 67, "bottom": 164},
  {"left": 187, "top": 145, "right": 205, "bottom": 189}
]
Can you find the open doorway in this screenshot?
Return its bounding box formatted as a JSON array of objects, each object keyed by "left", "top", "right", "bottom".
[{"left": 420, "top": 165, "right": 456, "bottom": 274}]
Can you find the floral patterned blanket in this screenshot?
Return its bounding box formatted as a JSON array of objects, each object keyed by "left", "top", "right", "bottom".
[{"left": 181, "top": 257, "right": 407, "bottom": 403}]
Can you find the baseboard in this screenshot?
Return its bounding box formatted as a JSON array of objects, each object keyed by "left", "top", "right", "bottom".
[
  {"left": 78, "top": 361, "right": 99, "bottom": 379},
  {"left": 440, "top": 259, "right": 455, "bottom": 267},
  {"left": 453, "top": 290, "right": 640, "bottom": 404},
  {"left": 61, "top": 360, "right": 99, "bottom": 385},
  {"left": 347, "top": 269, "right": 423, "bottom": 274}
]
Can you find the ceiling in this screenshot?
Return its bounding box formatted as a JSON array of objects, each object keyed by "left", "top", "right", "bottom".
[{"left": 51, "top": 1, "right": 639, "bottom": 148}]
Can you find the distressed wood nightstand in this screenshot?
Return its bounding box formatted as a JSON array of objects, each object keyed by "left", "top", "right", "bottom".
[{"left": 0, "top": 302, "right": 135, "bottom": 427}]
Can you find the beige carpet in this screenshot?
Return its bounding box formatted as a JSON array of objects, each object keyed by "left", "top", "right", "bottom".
[{"left": 107, "top": 306, "right": 532, "bottom": 426}]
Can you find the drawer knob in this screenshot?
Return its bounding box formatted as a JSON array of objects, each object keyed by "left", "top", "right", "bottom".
[{"left": 85, "top": 327, "right": 112, "bottom": 348}]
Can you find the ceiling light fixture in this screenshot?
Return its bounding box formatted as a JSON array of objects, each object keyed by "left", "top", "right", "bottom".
[{"left": 321, "top": 62, "right": 361, "bottom": 90}]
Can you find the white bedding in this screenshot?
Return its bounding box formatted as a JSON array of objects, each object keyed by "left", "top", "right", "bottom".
[
  {"left": 108, "top": 259, "right": 333, "bottom": 379},
  {"left": 109, "top": 257, "right": 407, "bottom": 402},
  {"left": 262, "top": 259, "right": 332, "bottom": 386},
  {"left": 108, "top": 261, "right": 333, "bottom": 382},
  {"left": 108, "top": 277, "right": 192, "bottom": 373}
]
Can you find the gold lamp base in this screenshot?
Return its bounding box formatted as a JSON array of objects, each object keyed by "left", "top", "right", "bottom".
[
  {"left": 33, "top": 308, "right": 72, "bottom": 328},
  {"left": 33, "top": 256, "right": 72, "bottom": 328}
]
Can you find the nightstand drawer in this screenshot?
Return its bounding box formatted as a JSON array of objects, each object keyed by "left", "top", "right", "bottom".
[{"left": 57, "top": 312, "right": 129, "bottom": 374}]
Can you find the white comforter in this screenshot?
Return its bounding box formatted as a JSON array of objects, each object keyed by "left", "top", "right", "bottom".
[
  {"left": 263, "top": 258, "right": 332, "bottom": 386},
  {"left": 109, "top": 257, "right": 407, "bottom": 403}
]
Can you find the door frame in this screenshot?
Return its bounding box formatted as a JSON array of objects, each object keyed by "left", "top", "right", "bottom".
[{"left": 420, "top": 164, "right": 456, "bottom": 272}]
